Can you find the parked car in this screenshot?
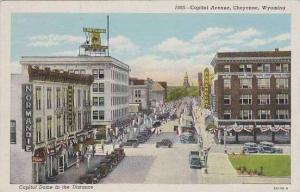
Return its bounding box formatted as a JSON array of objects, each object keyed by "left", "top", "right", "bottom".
[
  {"left": 258, "top": 141, "right": 283, "bottom": 153},
  {"left": 180, "top": 132, "right": 196, "bottom": 144},
  {"left": 120, "top": 139, "right": 139, "bottom": 148},
  {"left": 243, "top": 142, "right": 259, "bottom": 153},
  {"left": 189, "top": 151, "right": 202, "bottom": 169},
  {"left": 79, "top": 173, "right": 98, "bottom": 184},
  {"left": 113, "top": 148, "right": 125, "bottom": 161},
  {"left": 156, "top": 139, "right": 172, "bottom": 148},
  {"left": 153, "top": 121, "right": 161, "bottom": 128}
]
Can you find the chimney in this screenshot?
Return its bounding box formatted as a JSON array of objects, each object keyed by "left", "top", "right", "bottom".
[{"left": 275, "top": 48, "right": 279, "bottom": 52}]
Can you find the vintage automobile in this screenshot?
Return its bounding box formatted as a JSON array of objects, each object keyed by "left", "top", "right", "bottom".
[
  {"left": 86, "top": 168, "right": 101, "bottom": 182},
  {"left": 96, "top": 162, "right": 110, "bottom": 177},
  {"left": 152, "top": 121, "right": 161, "bottom": 128},
  {"left": 243, "top": 142, "right": 259, "bottom": 153},
  {"left": 180, "top": 132, "right": 196, "bottom": 144},
  {"left": 79, "top": 173, "right": 99, "bottom": 184},
  {"left": 258, "top": 142, "right": 283, "bottom": 153},
  {"left": 156, "top": 139, "right": 173, "bottom": 148},
  {"left": 189, "top": 151, "right": 202, "bottom": 169},
  {"left": 120, "top": 139, "right": 139, "bottom": 148},
  {"left": 113, "top": 148, "right": 125, "bottom": 161}
]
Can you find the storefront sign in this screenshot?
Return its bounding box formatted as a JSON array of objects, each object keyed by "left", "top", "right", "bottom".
[
  {"left": 203, "top": 68, "right": 211, "bottom": 109},
  {"left": 22, "top": 84, "right": 33, "bottom": 152},
  {"left": 67, "top": 86, "right": 74, "bottom": 131}
]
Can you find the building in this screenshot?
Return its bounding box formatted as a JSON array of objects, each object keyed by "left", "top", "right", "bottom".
[
  {"left": 198, "top": 72, "right": 203, "bottom": 96},
  {"left": 150, "top": 82, "right": 165, "bottom": 108},
  {"left": 129, "top": 77, "right": 153, "bottom": 112},
  {"left": 211, "top": 49, "right": 291, "bottom": 144},
  {"left": 183, "top": 72, "right": 190, "bottom": 88},
  {"left": 10, "top": 66, "right": 94, "bottom": 184},
  {"left": 157, "top": 81, "right": 168, "bottom": 100},
  {"left": 20, "top": 56, "right": 130, "bottom": 140}
]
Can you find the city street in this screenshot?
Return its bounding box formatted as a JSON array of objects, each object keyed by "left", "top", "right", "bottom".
[{"left": 101, "top": 120, "right": 203, "bottom": 184}]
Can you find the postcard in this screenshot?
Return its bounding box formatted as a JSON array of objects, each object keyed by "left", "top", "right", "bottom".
[{"left": 0, "top": 1, "right": 300, "bottom": 192}]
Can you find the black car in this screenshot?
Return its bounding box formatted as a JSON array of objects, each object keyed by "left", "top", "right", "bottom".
[
  {"left": 156, "top": 139, "right": 173, "bottom": 148},
  {"left": 153, "top": 121, "right": 161, "bottom": 128},
  {"left": 120, "top": 139, "right": 139, "bottom": 148}
]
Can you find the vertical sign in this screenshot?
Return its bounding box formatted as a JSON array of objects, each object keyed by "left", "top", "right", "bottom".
[
  {"left": 203, "top": 68, "right": 211, "bottom": 109},
  {"left": 67, "top": 86, "right": 74, "bottom": 132},
  {"left": 22, "top": 84, "right": 33, "bottom": 152}
]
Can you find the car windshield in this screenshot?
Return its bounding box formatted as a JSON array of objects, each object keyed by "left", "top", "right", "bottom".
[{"left": 191, "top": 158, "right": 201, "bottom": 164}]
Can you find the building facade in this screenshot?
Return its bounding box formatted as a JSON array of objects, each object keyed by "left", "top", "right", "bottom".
[
  {"left": 150, "top": 82, "right": 165, "bottom": 108},
  {"left": 211, "top": 49, "right": 291, "bottom": 143},
  {"left": 20, "top": 56, "right": 130, "bottom": 140},
  {"left": 129, "top": 77, "right": 153, "bottom": 112},
  {"left": 11, "top": 66, "right": 94, "bottom": 184}
]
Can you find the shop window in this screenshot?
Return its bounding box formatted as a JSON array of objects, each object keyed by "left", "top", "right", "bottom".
[{"left": 10, "top": 120, "right": 16, "bottom": 144}]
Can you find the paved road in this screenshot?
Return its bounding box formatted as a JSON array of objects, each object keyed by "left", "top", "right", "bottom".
[{"left": 101, "top": 120, "right": 203, "bottom": 184}]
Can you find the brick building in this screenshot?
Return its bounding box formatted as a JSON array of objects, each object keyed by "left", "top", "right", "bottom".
[{"left": 211, "top": 49, "right": 291, "bottom": 144}]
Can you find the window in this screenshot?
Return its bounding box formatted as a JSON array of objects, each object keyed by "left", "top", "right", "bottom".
[
  {"left": 83, "top": 90, "right": 87, "bottom": 106},
  {"left": 224, "top": 110, "right": 231, "bottom": 119},
  {"left": 276, "top": 94, "right": 288, "bottom": 104},
  {"left": 92, "top": 83, "right": 98, "bottom": 92},
  {"left": 80, "top": 69, "right": 86, "bottom": 74},
  {"left": 224, "top": 79, "right": 231, "bottom": 89},
  {"left": 36, "top": 87, "right": 41, "bottom": 110},
  {"left": 36, "top": 118, "right": 42, "bottom": 143},
  {"left": 239, "top": 64, "right": 252, "bottom": 72},
  {"left": 92, "top": 69, "right": 98, "bottom": 79},
  {"left": 240, "top": 95, "right": 252, "bottom": 105},
  {"left": 93, "top": 111, "right": 99, "bottom": 120},
  {"left": 99, "top": 83, "right": 104, "bottom": 92},
  {"left": 258, "top": 94, "right": 270, "bottom": 105},
  {"left": 99, "top": 111, "right": 105, "bottom": 120},
  {"left": 93, "top": 97, "right": 98, "bottom": 106},
  {"left": 78, "top": 112, "right": 81, "bottom": 130},
  {"left": 99, "top": 97, "right": 104, "bottom": 106},
  {"left": 276, "top": 110, "right": 289, "bottom": 119},
  {"left": 135, "top": 90, "right": 141, "bottom": 98},
  {"left": 276, "top": 64, "right": 289, "bottom": 72},
  {"left": 57, "top": 116, "right": 61, "bottom": 137},
  {"left": 240, "top": 78, "right": 252, "bottom": 89},
  {"left": 224, "top": 95, "right": 231, "bottom": 105},
  {"left": 257, "top": 64, "right": 270, "bottom": 72},
  {"left": 56, "top": 88, "right": 61, "bottom": 108},
  {"left": 74, "top": 70, "right": 79, "bottom": 74},
  {"left": 240, "top": 110, "right": 252, "bottom": 119},
  {"left": 99, "top": 69, "right": 104, "bottom": 78},
  {"left": 257, "top": 110, "right": 270, "bottom": 119},
  {"left": 47, "top": 116, "right": 52, "bottom": 139},
  {"left": 224, "top": 65, "right": 230, "bottom": 72},
  {"left": 257, "top": 78, "right": 270, "bottom": 89},
  {"left": 77, "top": 89, "right": 81, "bottom": 107},
  {"left": 276, "top": 79, "right": 289, "bottom": 89},
  {"left": 47, "top": 88, "right": 52, "bottom": 109},
  {"left": 10, "top": 120, "right": 16, "bottom": 144}
]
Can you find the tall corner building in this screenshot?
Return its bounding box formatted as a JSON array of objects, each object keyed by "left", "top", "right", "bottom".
[
  {"left": 20, "top": 56, "right": 130, "bottom": 140},
  {"left": 210, "top": 49, "right": 291, "bottom": 144}
]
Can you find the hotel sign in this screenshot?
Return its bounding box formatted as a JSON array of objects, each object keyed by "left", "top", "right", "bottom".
[
  {"left": 67, "top": 86, "right": 74, "bottom": 131},
  {"left": 22, "top": 84, "right": 33, "bottom": 152},
  {"left": 203, "top": 68, "right": 211, "bottom": 109}
]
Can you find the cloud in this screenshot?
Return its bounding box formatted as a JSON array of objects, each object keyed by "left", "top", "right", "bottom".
[
  {"left": 110, "top": 35, "right": 139, "bottom": 55},
  {"left": 28, "top": 34, "right": 85, "bottom": 47},
  {"left": 246, "top": 33, "right": 290, "bottom": 47},
  {"left": 11, "top": 60, "right": 22, "bottom": 74},
  {"left": 192, "top": 27, "right": 234, "bottom": 43},
  {"left": 127, "top": 53, "right": 214, "bottom": 86}
]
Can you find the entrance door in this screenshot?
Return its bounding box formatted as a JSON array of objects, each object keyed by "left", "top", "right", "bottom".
[{"left": 58, "top": 155, "right": 64, "bottom": 174}]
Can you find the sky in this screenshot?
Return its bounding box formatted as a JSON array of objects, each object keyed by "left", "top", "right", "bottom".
[{"left": 11, "top": 13, "right": 291, "bottom": 86}]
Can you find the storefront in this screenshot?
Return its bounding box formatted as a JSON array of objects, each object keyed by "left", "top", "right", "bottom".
[
  {"left": 32, "top": 147, "right": 46, "bottom": 184},
  {"left": 46, "top": 142, "right": 57, "bottom": 177}
]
